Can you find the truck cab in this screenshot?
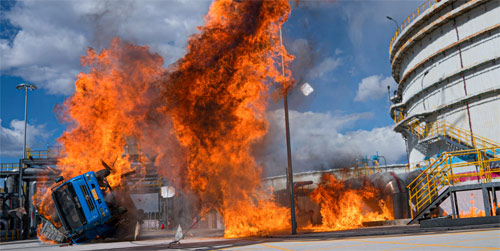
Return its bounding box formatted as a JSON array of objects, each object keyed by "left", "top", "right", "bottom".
[{"left": 52, "top": 171, "right": 112, "bottom": 244}]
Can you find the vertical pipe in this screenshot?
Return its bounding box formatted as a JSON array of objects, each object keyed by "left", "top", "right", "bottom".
[
  {"left": 452, "top": 20, "right": 475, "bottom": 149},
  {"left": 452, "top": 18, "right": 478, "bottom": 183},
  {"left": 492, "top": 186, "right": 498, "bottom": 215},
  {"left": 453, "top": 191, "right": 460, "bottom": 218}
]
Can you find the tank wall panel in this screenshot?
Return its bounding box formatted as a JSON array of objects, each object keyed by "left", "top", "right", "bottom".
[
  {"left": 455, "top": 1, "right": 499, "bottom": 40},
  {"left": 403, "top": 40, "right": 499, "bottom": 117},
  {"left": 398, "top": 1, "right": 498, "bottom": 83},
  {"left": 417, "top": 64, "right": 499, "bottom": 115}
]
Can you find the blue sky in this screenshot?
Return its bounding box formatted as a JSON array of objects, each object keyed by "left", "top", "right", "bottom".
[{"left": 0, "top": 0, "right": 421, "bottom": 174}]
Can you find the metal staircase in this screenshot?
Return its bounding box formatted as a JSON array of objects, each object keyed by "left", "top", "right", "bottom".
[
  {"left": 407, "top": 147, "right": 500, "bottom": 224},
  {"left": 405, "top": 120, "right": 500, "bottom": 224}
]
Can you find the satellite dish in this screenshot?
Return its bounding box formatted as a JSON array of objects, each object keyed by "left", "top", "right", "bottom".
[{"left": 161, "top": 186, "right": 176, "bottom": 198}]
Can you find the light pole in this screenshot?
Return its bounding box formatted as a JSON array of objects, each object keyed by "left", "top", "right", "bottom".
[
  {"left": 279, "top": 27, "right": 297, "bottom": 235},
  {"left": 16, "top": 83, "right": 37, "bottom": 202},
  {"left": 386, "top": 16, "right": 399, "bottom": 31},
  {"left": 16, "top": 83, "right": 38, "bottom": 159}
]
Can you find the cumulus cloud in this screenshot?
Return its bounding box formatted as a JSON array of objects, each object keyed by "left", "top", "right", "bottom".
[
  {"left": 0, "top": 0, "right": 209, "bottom": 95},
  {"left": 0, "top": 119, "right": 50, "bottom": 158},
  {"left": 354, "top": 74, "right": 396, "bottom": 102},
  {"left": 255, "top": 109, "right": 406, "bottom": 177}
]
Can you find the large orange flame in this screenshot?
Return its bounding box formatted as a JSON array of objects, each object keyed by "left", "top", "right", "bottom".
[
  {"left": 36, "top": 0, "right": 293, "bottom": 239},
  {"left": 308, "top": 173, "right": 393, "bottom": 231},
  {"left": 160, "top": 0, "right": 293, "bottom": 237},
  {"left": 35, "top": 39, "right": 165, "bottom": 224}
]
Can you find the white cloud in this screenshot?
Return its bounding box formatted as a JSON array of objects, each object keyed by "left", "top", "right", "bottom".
[
  {"left": 0, "top": 0, "right": 210, "bottom": 95},
  {"left": 0, "top": 119, "right": 50, "bottom": 158},
  {"left": 354, "top": 74, "right": 396, "bottom": 102},
  {"left": 255, "top": 110, "right": 406, "bottom": 176}
]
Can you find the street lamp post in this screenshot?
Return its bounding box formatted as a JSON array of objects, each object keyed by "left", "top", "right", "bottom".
[
  {"left": 16, "top": 83, "right": 37, "bottom": 199},
  {"left": 279, "top": 28, "right": 297, "bottom": 235},
  {"left": 386, "top": 16, "right": 399, "bottom": 31}
]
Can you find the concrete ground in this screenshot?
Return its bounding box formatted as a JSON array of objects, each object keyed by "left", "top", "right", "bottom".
[{"left": 0, "top": 224, "right": 499, "bottom": 250}]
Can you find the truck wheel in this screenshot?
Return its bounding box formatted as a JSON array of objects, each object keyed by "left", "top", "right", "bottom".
[{"left": 96, "top": 169, "right": 111, "bottom": 179}]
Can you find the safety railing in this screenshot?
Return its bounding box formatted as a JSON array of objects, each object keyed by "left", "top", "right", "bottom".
[
  {"left": 26, "top": 146, "right": 62, "bottom": 159},
  {"left": 406, "top": 158, "right": 437, "bottom": 171},
  {"left": 0, "top": 229, "right": 21, "bottom": 242},
  {"left": 409, "top": 120, "right": 500, "bottom": 150},
  {"left": 339, "top": 166, "right": 383, "bottom": 180},
  {"left": 0, "top": 163, "right": 21, "bottom": 173},
  {"left": 391, "top": 109, "right": 406, "bottom": 124},
  {"left": 389, "top": 0, "right": 441, "bottom": 56},
  {"left": 407, "top": 146, "right": 500, "bottom": 219}
]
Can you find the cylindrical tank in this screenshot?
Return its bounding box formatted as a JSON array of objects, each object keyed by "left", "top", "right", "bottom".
[
  {"left": 345, "top": 172, "right": 411, "bottom": 219},
  {"left": 6, "top": 175, "right": 17, "bottom": 194},
  {"left": 389, "top": 0, "right": 500, "bottom": 163}
]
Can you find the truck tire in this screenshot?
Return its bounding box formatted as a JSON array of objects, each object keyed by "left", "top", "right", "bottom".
[{"left": 96, "top": 169, "right": 111, "bottom": 179}]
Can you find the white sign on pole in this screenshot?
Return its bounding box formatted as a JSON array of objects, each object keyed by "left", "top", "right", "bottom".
[{"left": 161, "top": 186, "right": 176, "bottom": 198}]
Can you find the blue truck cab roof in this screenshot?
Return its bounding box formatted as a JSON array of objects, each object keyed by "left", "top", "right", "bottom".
[{"left": 52, "top": 171, "right": 113, "bottom": 244}]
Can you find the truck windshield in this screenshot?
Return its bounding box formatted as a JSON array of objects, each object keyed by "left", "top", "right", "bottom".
[{"left": 53, "top": 183, "right": 86, "bottom": 231}]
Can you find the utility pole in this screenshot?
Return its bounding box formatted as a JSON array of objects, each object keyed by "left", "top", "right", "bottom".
[{"left": 279, "top": 28, "right": 297, "bottom": 235}]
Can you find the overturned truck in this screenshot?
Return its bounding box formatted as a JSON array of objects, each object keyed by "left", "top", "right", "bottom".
[{"left": 39, "top": 167, "right": 144, "bottom": 244}]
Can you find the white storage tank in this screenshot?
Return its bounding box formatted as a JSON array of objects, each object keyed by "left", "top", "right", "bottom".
[{"left": 389, "top": 0, "right": 500, "bottom": 163}]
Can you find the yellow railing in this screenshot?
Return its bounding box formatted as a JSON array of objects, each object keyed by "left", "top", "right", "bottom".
[
  {"left": 26, "top": 146, "right": 61, "bottom": 158},
  {"left": 0, "top": 163, "right": 21, "bottom": 172},
  {"left": 406, "top": 158, "right": 437, "bottom": 171},
  {"left": 409, "top": 121, "right": 500, "bottom": 149},
  {"left": 339, "top": 166, "right": 383, "bottom": 180},
  {"left": 389, "top": 0, "right": 440, "bottom": 56},
  {"left": 0, "top": 229, "right": 21, "bottom": 242},
  {"left": 392, "top": 110, "right": 406, "bottom": 124},
  {"left": 407, "top": 147, "right": 500, "bottom": 219}
]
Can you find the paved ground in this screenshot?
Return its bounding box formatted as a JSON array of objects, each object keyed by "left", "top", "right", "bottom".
[{"left": 1, "top": 224, "right": 499, "bottom": 250}]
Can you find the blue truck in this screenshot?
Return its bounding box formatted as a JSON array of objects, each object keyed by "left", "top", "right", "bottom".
[{"left": 45, "top": 167, "right": 143, "bottom": 244}]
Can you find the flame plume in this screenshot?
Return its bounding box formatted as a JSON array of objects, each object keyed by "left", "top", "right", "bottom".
[
  {"left": 36, "top": 0, "right": 293, "bottom": 239},
  {"left": 309, "top": 174, "right": 393, "bottom": 231},
  {"left": 35, "top": 39, "right": 165, "bottom": 228},
  {"left": 161, "top": 0, "right": 293, "bottom": 237}
]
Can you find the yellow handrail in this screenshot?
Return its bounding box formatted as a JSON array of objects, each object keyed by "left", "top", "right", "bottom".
[
  {"left": 408, "top": 120, "right": 500, "bottom": 150},
  {"left": 407, "top": 146, "right": 500, "bottom": 219},
  {"left": 389, "top": 0, "right": 440, "bottom": 56},
  {"left": 0, "top": 163, "right": 21, "bottom": 172},
  {"left": 26, "top": 146, "right": 62, "bottom": 158}
]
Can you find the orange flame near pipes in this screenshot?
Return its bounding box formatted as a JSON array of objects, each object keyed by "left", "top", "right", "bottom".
[
  {"left": 35, "top": 0, "right": 293, "bottom": 239},
  {"left": 308, "top": 173, "right": 393, "bottom": 231}
]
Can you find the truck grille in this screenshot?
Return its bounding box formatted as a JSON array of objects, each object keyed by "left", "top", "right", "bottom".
[{"left": 80, "top": 185, "right": 95, "bottom": 211}]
